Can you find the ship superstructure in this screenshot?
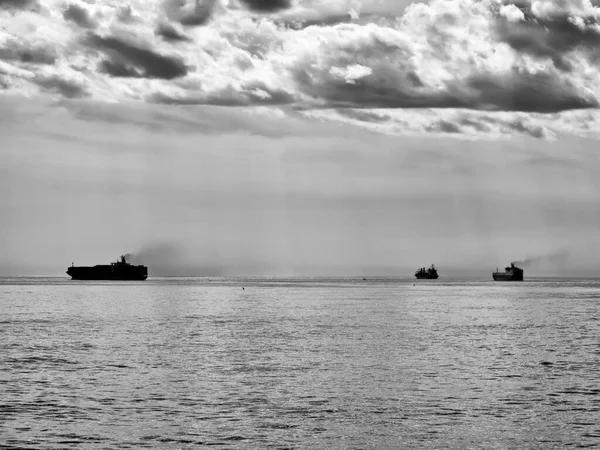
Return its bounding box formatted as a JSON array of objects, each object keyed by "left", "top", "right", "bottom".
[{"left": 492, "top": 262, "right": 523, "bottom": 281}]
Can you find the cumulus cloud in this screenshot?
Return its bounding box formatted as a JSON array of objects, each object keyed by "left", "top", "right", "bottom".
[
  {"left": 495, "top": 1, "right": 600, "bottom": 72},
  {"left": 1, "top": 0, "right": 600, "bottom": 138},
  {"left": 63, "top": 2, "right": 97, "bottom": 29},
  {"left": 499, "top": 4, "right": 524, "bottom": 22},
  {"left": 0, "top": 36, "right": 57, "bottom": 65}
]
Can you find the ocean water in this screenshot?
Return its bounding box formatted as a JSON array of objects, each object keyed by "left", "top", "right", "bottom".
[{"left": 1, "top": 277, "right": 599, "bottom": 449}]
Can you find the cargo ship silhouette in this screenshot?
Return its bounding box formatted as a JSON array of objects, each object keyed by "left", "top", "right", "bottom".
[
  {"left": 493, "top": 262, "right": 523, "bottom": 281},
  {"left": 415, "top": 265, "right": 439, "bottom": 279},
  {"left": 67, "top": 255, "right": 148, "bottom": 280}
]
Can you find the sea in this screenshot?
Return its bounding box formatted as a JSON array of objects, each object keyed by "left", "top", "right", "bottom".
[{"left": 1, "top": 277, "right": 599, "bottom": 449}]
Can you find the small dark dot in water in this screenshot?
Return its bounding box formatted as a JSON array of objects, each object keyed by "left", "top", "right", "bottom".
[{"left": 541, "top": 361, "right": 553, "bottom": 366}]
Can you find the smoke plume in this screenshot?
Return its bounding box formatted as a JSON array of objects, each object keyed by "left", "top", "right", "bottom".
[
  {"left": 514, "top": 249, "right": 570, "bottom": 270},
  {"left": 124, "top": 242, "right": 228, "bottom": 277}
]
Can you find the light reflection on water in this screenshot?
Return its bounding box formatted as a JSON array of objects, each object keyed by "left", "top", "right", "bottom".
[{"left": 1, "top": 277, "right": 599, "bottom": 448}]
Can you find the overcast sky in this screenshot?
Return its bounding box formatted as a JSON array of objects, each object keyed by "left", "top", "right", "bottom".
[{"left": 2, "top": 0, "right": 600, "bottom": 277}]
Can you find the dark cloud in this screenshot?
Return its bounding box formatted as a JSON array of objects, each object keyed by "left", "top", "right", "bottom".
[
  {"left": 496, "top": 5, "right": 600, "bottom": 72},
  {"left": 239, "top": 0, "right": 291, "bottom": 13},
  {"left": 34, "top": 74, "right": 87, "bottom": 98},
  {"left": 63, "top": 3, "right": 97, "bottom": 29},
  {"left": 0, "top": 42, "right": 57, "bottom": 65},
  {"left": 292, "top": 38, "right": 448, "bottom": 109},
  {"left": 0, "top": 0, "right": 37, "bottom": 9},
  {"left": 297, "top": 54, "right": 597, "bottom": 113},
  {"left": 295, "top": 61, "right": 462, "bottom": 109},
  {"left": 156, "top": 22, "right": 191, "bottom": 42},
  {"left": 85, "top": 33, "right": 188, "bottom": 80},
  {"left": 466, "top": 71, "right": 598, "bottom": 113}
]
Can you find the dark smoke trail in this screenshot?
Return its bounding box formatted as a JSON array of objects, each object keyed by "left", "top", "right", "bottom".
[
  {"left": 124, "top": 242, "right": 227, "bottom": 276},
  {"left": 514, "top": 249, "right": 569, "bottom": 269}
]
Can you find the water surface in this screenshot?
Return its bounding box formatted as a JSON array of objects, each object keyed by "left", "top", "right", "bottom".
[{"left": 1, "top": 277, "right": 599, "bottom": 448}]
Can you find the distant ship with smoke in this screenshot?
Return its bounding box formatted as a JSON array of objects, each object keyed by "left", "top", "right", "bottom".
[
  {"left": 415, "top": 264, "right": 439, "bottom": 279},
  {"left": 67, "top": 255, "right": 148, "bottom": 280},
  {"left": 492, "top": 262, "right": 523, "bottom": 281}
]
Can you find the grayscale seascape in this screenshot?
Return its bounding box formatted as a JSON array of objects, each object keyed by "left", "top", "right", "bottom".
[
  {"left": 3, "top": 0, "right": 600, "bottom": 448},
  {"left": 2, "top": 277, "right": 599, "bottom": 449}
]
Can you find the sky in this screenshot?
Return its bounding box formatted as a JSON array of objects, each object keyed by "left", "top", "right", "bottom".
[{"left": 2, "top": 0, "right": 600, "bottom": 277}]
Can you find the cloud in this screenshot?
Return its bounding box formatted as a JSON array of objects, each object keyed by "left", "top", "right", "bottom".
[
  {"left": 34, "top": 72, "right": 87, "bottom": 98},
  {"left": 1, "top": 0, "right": 600, "bottom": 138},
  {"left": 155, "top": 22, "right": 191, "bottom": 42},
  {"left": 239, "top": 0, "right": 292, "bottom": 13},
  {"left": 84, "top": 32, "right": 188, "bottom": 79},
  {"left": 495, "top": 3, "right": 600, "bottom": 72},
  {"left": 499, "top": 4, "right": 525, "bottom": 22},
  {"left": 164, "top": 0, "right": 218, "bottom": 26},
  {"left": 0, "top": 37, "right": 57, "bottom": 65},
  {"left": 0, "top": 0, "right": 37, "bottom": 9},
  {"left": 152, "top": 80, "right": 295, "bottom": 106},
  {"left": 116, "top": 5, "right": 137, "bottom": 23},
  {"left": 63, "top": 2, "right": 97, "bottom": 29},
  {"left": 301, "top": 107, "right": 597, "bottom": 140},
  {"left": 465, "top": 71, "right": 597, "bottom": 113}
]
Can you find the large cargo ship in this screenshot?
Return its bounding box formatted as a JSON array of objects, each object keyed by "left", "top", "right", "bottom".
[
  {"left": 493, "top": 262, "right": 523, "bottom": 281},
  {"left": 67, "top": 255, "right": 148, "bottom": 280},
  {"left": 415, "top": 264, "right": 439, "bottom": 279}
]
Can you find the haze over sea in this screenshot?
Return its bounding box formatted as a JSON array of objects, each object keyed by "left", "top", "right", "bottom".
[{"left": 2, "top": 276, "right": 599, "bottom": 449}]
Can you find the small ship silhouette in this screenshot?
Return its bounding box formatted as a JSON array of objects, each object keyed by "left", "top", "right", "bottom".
[{"left": 415, "top": 265, "right": 439, "bottom": 280}]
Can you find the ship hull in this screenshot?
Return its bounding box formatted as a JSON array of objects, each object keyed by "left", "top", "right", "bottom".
[
  {"left": 415, "top": 274, "right": 439, "bottom": 280},
  {"left": 67, "top": 265, "right": 147, "bottom": 281},
  {"left": 492, "top": 273, "right": 523, "bottom": 281}
]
